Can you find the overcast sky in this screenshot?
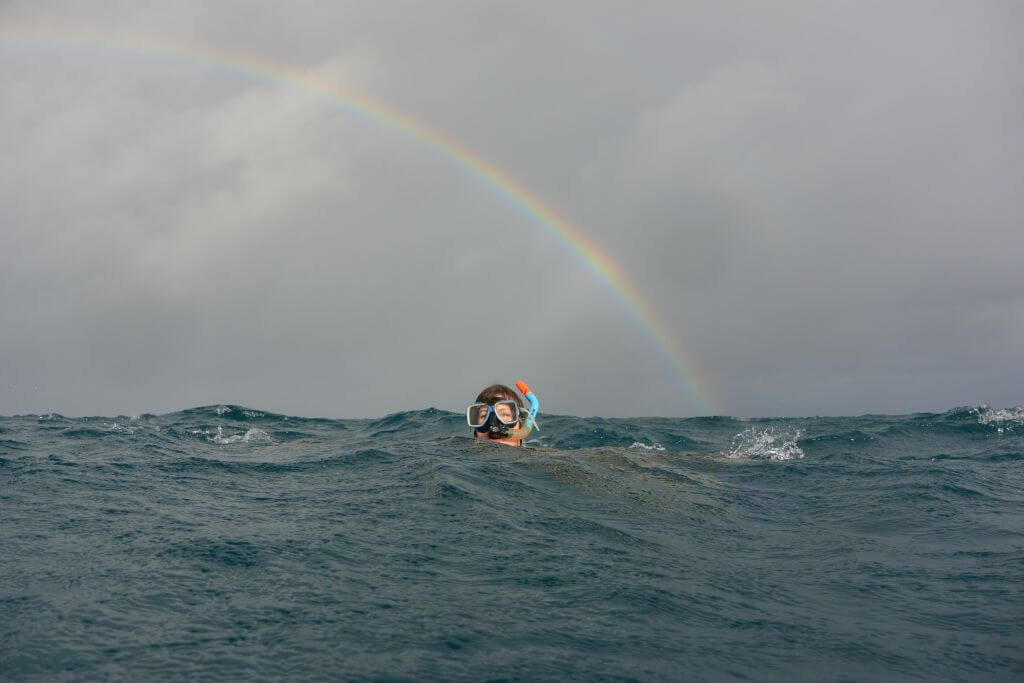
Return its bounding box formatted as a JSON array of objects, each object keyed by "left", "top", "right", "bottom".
[{"left": 1, "top": 1, "right": 1021, "bottom": 418}]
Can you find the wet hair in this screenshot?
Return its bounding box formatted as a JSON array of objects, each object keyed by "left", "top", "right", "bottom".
[{"left": 475, "top": 384, "right": 524, "bottom": 409}]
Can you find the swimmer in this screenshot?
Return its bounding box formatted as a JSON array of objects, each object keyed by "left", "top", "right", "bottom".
[{"left": 466, "top": 381, "right": 540, "bottom": 446}]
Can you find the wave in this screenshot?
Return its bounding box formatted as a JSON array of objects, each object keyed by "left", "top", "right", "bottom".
[
  {"left": 3, "top": 404, "right": 1021, "bottom": 465},
  {"left": 3, "top": 402, "right": 1022, "bottom": 681},
  {"left": 150, "top": 447, "right": 401, "bottom": 474}
]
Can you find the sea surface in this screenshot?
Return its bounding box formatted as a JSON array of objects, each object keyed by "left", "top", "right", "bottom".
[{"left": 2, "top": 405, "right": 1022, "bottom": 681}]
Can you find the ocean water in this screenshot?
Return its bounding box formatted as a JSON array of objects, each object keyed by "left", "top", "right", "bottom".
[{"left": 1, "top": 405, "right": 1022, "bottom": 681}]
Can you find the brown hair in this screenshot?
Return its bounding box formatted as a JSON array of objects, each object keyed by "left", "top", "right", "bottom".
[{"left": 475, "top": 384, "right": 524, "bottom": 409}]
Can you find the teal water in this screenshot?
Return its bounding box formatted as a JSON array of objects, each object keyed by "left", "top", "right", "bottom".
[{"left": 1, "top": 405, "right": 1022, "bottom": 680}]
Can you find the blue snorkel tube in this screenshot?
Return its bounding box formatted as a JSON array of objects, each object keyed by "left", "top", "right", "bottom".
[
  {"left": 504, "top": 381, "right": 540, "bottom": 442},
  {"left": 516, "top": 381, "right": 540, "bottom": 430}
]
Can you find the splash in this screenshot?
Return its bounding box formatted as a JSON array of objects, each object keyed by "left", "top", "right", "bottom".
[
  {"left": 972, "top": 405, "right": 1024, "bottom": 434},
  {"left": 972, "top": 405, "right": 1024, "bottom": 425},
  {"left": 727, "top": 427, "right": 804, "bottom": 461},
  {"left": 629, "top": 441, "right": 666, "bottom": 451},
  {"left": 190, "top": 425, "right": 273, "bottom": 443},
  {"left": 210, "top": 426, "right": 272, "bottom": 444}
]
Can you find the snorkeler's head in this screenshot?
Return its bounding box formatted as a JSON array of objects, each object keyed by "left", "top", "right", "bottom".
[
  {"left": 467, "top": 382, "right": 540, "bottom": 446},
  {"left": 468, "top": 384, "right": 525, "bottom": 444}
]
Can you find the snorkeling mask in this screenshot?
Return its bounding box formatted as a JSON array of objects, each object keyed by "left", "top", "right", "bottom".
[
  {"left": 467, "top": 381, "right": 540, "bottom": 442},
  {"left": 467, "top": 400, "right": 524, "bottom": 434}
]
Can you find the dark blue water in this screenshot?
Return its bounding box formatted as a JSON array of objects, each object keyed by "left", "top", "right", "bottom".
[{"left": 2, "top": 405, "right": 1022, "bottom": 681}]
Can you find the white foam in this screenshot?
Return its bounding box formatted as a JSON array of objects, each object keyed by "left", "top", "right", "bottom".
[
  {"left": 214, "top": 405, "right": 230, "bottom": 415},
  {"left": 629, "top": 441, "right": 666, "bottom": 451},
  {"left": 243, "top": 428, "right": 272, "bottom": 442},
  {"left": 209, "top": 426, "right": 272, "bottom": 444},
  {"left": 105, "top": 422, "right": 136, "bottom": 434},
  {"left": 973, "top": 405, "right": 1024, "bottom": 426},
  {"left": 972, "top": 405, "right": 1024, "bottom": 434},
  {"left": 727, "top": 427, "right": 804, "bottom": 461}
]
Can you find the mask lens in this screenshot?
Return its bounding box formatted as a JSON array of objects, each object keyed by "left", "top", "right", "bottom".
[
  {"left": 467, "top": 403, "right": 489, "bottom": 428},
  {"left": 493, "top": 400, "right": 519, "bottom": 425}
]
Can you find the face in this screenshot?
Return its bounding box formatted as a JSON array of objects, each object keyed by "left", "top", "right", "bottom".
[{"left": 474, "top": 396, "right": 521, "bottom": 446}]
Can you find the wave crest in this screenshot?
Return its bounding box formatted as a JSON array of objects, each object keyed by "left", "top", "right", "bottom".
[{"left": 972, "top": 405, "right": 1024, "bottom": 428}]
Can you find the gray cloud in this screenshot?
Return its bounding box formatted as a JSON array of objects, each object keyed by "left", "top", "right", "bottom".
[{"left": 1, "top": 1, "right": 1021, "bottom": 417}]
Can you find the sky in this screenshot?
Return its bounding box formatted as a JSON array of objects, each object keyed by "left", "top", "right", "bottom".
[{"left": 1, "top": 1, "right": 1021, "bottom": 418}]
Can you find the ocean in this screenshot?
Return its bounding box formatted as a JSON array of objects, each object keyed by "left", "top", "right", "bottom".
[{"left": 2, "top": 405, "right": 1022, "bottom": 681}]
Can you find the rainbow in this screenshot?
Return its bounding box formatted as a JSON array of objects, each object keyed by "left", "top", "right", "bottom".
[{"left": 0, "top": 26, "right": 717, "bottom": 414}]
